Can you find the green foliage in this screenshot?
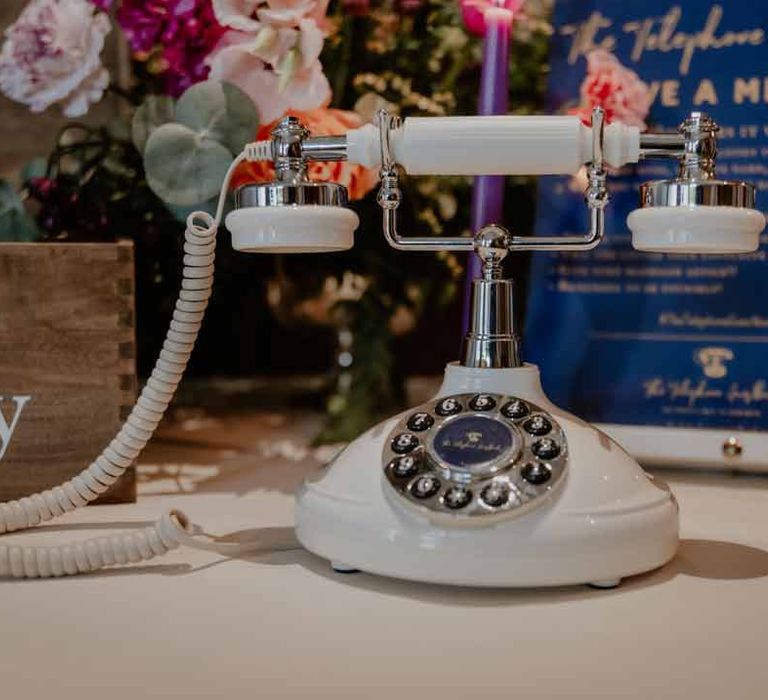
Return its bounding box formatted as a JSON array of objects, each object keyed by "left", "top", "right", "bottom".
[
  {"left": 175, "top": 81, "right": 259, "bottom": 156},
  {"left": 0, "top": 180, "right": 39, "bottom": 242},
  {"left": 145, "top": 123, "right": 233, "bottom": 206},
  {"left": 140, "top": 80, "right": 259, "bottom": 206}
]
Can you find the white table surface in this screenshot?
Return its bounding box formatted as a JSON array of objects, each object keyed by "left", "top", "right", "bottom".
[{"left": 1, "top": 408, "right": 768, "bottom": 700}]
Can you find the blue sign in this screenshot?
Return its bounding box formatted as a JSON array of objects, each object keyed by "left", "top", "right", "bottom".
[
  {"left": 434, "top": 416, "right": 513, "bottom": 467},
  {"left": 524, "top": 0, "right": 768, "bottom": 430}
]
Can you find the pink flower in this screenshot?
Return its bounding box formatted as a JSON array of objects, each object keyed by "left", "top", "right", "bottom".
[
  {"left": 573, "top": 49, "right": 652, "bottom": 129},
  {"left": 212, "top": 0, "right": 329, "bottom": 31},
  {"left": 231, "top": 108, "right": 378, "bottom": 200},
  {"left": 207, "top": 37, "right": 330, "bottom": 122},
  {"left": 459, "top": 0, "right": 524, "bottom": 37},
  {"left": 258, "top": 0, "right": 329, "bottom": 27},
  {"left": 207, "top": 0, "right": 331, "bottom": 122},
  {"left": 0, "top": 0, "right": 111, "bottom": 117},
  {"left": 116, "top": 0, "right": 226, "bottom": 96},
  {"left": 211, "top": 0, "right": 262, "bottom": 32}
]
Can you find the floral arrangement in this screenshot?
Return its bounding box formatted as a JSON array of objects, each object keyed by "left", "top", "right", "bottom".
[{"left": 0, "top": 0, "right": 554, "bottom": 441}]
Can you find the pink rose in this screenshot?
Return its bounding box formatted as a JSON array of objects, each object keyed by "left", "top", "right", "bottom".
[
  {"left": 573, "top": 49, "right": 652, "bottom": 129},
  {"left": 459, "top": 0, "right": 525, "bottom": 37},
  {"left": 0, "top": 0, "right": 111, "bottom": 117}
]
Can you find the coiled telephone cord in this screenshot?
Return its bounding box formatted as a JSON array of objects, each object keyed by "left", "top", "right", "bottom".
[{"left": 0, "top": 147, "right": 276, "bottom": 578}]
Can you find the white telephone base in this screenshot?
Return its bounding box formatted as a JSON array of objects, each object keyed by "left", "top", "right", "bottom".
[{"left": 296, "top": 363, "right": 678, "bottom": 588}]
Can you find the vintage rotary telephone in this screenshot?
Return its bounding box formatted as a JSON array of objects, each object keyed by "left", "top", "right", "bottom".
[{"left": 0, "top": 107, "right": 763, "bottom": 586}]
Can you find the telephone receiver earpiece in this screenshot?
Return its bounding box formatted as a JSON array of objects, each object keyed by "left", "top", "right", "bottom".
[
  {"left": 225, "top": 117, "right": 359, "bottom": 253},
  {"left": 628, "top": 113, "right": 765, "bottom": 254},
  {"left": 628, "top": 205, "right": 765, "bottom": 254},
  {"left": 226, "top": 194, "right": 360, "bottom": 253}
]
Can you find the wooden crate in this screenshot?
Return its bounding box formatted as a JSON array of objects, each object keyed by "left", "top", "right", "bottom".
[{"left": 0, "top": 241, "right": 137, "bottom": 503}]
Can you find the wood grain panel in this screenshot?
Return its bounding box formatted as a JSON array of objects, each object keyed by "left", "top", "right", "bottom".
[{"left": 0, "top": 241, "right": 137, "bottom": 503}]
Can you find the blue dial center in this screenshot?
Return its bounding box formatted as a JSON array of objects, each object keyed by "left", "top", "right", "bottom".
[{"left": 433, "top": 415, "right": 513, "bottom": 468}]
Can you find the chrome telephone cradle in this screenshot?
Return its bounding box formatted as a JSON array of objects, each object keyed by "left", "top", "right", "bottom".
[{"left": 233, "top": 107, "right": 759, "bottom": 587}]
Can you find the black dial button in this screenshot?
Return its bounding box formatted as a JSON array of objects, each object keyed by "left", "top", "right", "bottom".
[
  {"left": 481, "top": 482, "right": 510, "bottom": 508},
  {"left": 531, "top": 438, "right": 560, "bottom": 460},
  {"left": 411, "top": 475, "right": 441, "bottom": 499},
  {"left": 521, "top": 462, "right": 552, "bottom": 485},
  {"left": 407, "top": 411, "right": 434, "bottom": 432},
  {"left": 391, "top": 433, "right": 419, "bottom": 454},
  {"left": 469, "top": 394, "right": 496, "bottom": 411},
  {"left": 501, "top": 399, "right": 529, "bottom": 420},
  {"left": 523, "top": 415, "right": 552, "bottom": 436},
  {"left": 435, "top": 397, "right": 463, "bottom": 417},
  {"left": 389, "top": 455, "right": 419, "bottom": 479},
  {"left": 443, "top": 487, "right": 473, "bottom": 510}
]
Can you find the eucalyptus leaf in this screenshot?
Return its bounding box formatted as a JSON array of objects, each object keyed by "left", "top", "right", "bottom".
[
  {"left": 132, "top": 95, "right": 176, "bottom": 154},
  {"left": 0, "top": 180, "right": 39, "bottom": 242},
  {"left": 144, "top": 123, "right": 233, "bottom": 206},
  {"left": 175, "top": 80, "right": 259, "bottom": 155}
]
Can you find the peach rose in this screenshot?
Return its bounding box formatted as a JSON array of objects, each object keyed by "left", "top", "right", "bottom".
[{"left": 231, "top": 108, "right": 379, "bottom": 200}]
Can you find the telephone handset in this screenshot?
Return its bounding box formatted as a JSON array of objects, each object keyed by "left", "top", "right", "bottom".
[{"left": 0, "top": 108, "right": 763, "bottom": 586}]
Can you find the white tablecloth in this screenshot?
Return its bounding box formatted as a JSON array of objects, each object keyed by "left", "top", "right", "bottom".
[{"left": 1, "top": 408, "right": 767, "bottom": 699}]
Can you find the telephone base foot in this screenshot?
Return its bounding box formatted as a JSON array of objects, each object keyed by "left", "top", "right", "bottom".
[
  {"left": 588, "top": 579, "right": 622, "bottom": 589},
  {"left": 331, "top": 562, "right": 359, "bottom": 574}
]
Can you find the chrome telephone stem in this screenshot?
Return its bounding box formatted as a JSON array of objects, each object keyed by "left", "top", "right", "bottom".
[
  {"left": 638, "top": 132, "right": 686, "bottom": 159},
  {"left": 461, "top": 226, "right": 521, "bottom": 368},
  {"left": 679, "top": 111, "right": 718, "bottom": 180},
  {"left": 302, "top": 136, "right": 348, "bottom": 162},
  {"left": 638, "top": 113, "right": 718, "bottom": 171},
  {"left": 234, "top": 118, "right": 352, "bottom": 211},
  {"left": 272, "top": 116, "right": 310, "bottom": 184},
  {"left": 636, "top": 113, "right": 756, "bottom": 211}
]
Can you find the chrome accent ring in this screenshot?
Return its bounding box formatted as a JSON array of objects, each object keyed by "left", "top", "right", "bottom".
[
  {"left": 235, "top": 181, "right": 349, "bottom": 208},
  {"left": 639, "top": 179, "right": 756, "bottom": 209}
]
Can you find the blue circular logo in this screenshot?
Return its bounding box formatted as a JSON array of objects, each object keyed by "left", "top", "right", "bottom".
[{"left": 433, "top": 416, "right": 513, "bottom": 467}]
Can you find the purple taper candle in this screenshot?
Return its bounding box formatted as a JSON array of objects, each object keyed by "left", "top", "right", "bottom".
[{"left": 461, "top": 3, "right": 516, "bottom": 334}]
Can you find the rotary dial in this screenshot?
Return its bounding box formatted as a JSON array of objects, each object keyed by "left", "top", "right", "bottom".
[{"left": 382, "top": 393, "right": 568, "bottom": 524}]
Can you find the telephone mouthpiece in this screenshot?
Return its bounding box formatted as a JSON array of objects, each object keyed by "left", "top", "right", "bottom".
[
  {"left": 226, "top": 181, "right": 359, "bottom": 253},
  {"left": 628, "top": 178, "right": 765, "bottom": 254}
]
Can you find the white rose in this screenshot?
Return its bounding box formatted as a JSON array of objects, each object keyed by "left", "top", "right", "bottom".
[{"left": 0, "top": 0, "right": 111, "bottom": 118}]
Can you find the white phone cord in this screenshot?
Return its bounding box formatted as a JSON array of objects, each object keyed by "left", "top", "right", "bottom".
[{"left": 0, "top": 143, "right": 275, "bottom": 579}]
